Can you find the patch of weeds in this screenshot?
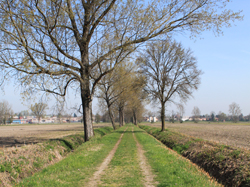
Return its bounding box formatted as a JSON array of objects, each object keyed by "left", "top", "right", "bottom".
[
  {"left": 173, "top": 145, "right": 183, "bottom": 154},
  {"left": 216, "top": 154, "right": 225, "bottom": 162},
  {"left": 48, "top": 155, "right": 52, "bottom": 161},
  {"left": 14, "top": 165, "right": 21, "bottom": 173},
  {"left": 33, "top": 161, "right": 42, "bottom": 168},
  {"left": 194, "top": 138, "right": 203, "bottom": 142},
  {"left": 1, "top": 162, "right": 12, "bottom": 173},
  {"left": 33, "top": 157, "right": 43, "bottom": 168},
  {"left": 19, "top": 160, "right": 24, "bottom": 166},
  {"left": 231, "top": 150, "right": 241, "bottom": 158},
  {"left": 0, "top": 164, "right": 6, "bottom": 172},
  {"left": 173, "top": 142, "right": 191, "bottom": 154},
  {"left": 220, "top": 145, "right": 226, "bottom": 151},
  {"left": 45, "top": 144, "right": 54, "bottom": 151}
]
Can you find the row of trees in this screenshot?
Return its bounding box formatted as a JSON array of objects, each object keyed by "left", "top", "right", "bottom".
[
  {"left": 94, "top": 38, "right": 202, "bottom": 131},
  {"left": 192, "top": 102, "right": 244, "bottom": 123},
  {"left": 0, "top": 0, "right": 242, "bottom": 140}
]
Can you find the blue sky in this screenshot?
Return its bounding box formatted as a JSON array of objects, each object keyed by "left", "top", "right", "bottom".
[
  {"left": 171, "top": 0, "right": 250, "bottom": 116},
  {"left": 1, "top": 0, "right": 249, "bottom": 116}
]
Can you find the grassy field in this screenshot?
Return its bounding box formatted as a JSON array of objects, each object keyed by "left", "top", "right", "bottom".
[
  {"left": 15, "top": 124, "right": 220, "bottom": 187},
  {"left": 143, "top": 121, "right": 250, "bottom": 150}
]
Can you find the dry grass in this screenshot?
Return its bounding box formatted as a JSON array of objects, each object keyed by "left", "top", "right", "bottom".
[
  {"left": 0, "top": 142, "right": 67, "bottom": 187},
  {"left": 145, "top": 121, "right": 250, "bottom": 150}
]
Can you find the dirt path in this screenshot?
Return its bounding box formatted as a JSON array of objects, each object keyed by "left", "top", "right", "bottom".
[
  {"left": 86, "top": 128, "right": 128, "bottom": 187},
  {"left": 132, "top": 128, "right": 158, "bottom": 187}
]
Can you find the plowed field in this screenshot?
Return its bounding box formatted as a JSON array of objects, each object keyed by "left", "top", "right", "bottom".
[{"left": 145, "top": 122, "right": 250, "bottom": 150}]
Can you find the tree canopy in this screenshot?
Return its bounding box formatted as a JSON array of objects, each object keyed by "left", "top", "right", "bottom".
[
  {"left": 0, "top": 0, "right": 242, "bottom": 140},
  {"left": 138, "top": 39, "right": 202, "bottom": 130}
]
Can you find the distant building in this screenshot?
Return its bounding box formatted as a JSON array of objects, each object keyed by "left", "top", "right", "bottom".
[
  {"left": 182, "top": 116, "right": 189, "bottom": 121},
  {"left": 12, "top": 119, "right": 28, "bottom": 124},
  {"left": 145, "top": 116, "right": 158, "bottom": 122}
]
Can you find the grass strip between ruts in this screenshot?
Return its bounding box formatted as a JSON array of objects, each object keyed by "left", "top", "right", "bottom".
[
  {"left": 16, "top": 126, "right": 127, "bottom": 187},
  {"left": 134, "top": 125, "right": 221, "bottom": 187}
]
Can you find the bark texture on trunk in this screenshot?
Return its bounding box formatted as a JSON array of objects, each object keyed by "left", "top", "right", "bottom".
[
  {"left": 81, "top": 82, "right": 94, "bottom": 142},
  {"left": 161, "top": 102, "right": 165, "bottom": 131},
  {"left": 108, "top": 106, "right": 116, "bottom": 130},
  {"left": 80, "top": 43, "right": 95, "bottom": 141},
  {"left": 118, "top": 106, "right": 124, "bottom": 127},
  {"left": 133, "top": 110, "right": 137, "bottom": 126},
  {"left": 122, "top": 109, "right": 125, "bottom": 126}
]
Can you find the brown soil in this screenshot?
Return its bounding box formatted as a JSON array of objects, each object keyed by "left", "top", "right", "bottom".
[
  {"left": 146, "top": 122, "right": 250, "bottom": 150},
  {"left": 132, "top": 128, "right": 158, "bottom": 187},
  {"left": 0, "top": 123, "right": 110, "bottom": 148},
  {"left": 86, "top": 128, "right": 128, "bottom": 187}
]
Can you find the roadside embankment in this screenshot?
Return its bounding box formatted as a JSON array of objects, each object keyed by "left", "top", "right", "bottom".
[
  {"left": 139, "top": 125, "right": 250, "bottom": 187},
  {"left": 0, "top": 127, "right": 113, "bottom": 187}
]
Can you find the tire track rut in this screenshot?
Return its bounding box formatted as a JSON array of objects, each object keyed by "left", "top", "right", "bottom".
[
  {"left": 86, "top": 127, "right": 128, "bottom": 187},
  {"left": 132, "top": 128, "right": 158, "bottom": 187}
]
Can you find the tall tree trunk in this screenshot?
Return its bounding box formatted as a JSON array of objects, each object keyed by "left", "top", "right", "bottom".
[
  {"left": 118, "top": 105, "right": 124, "bottom": 127},
  {"left": 133, "top": 109, "right": 137, "bottom": 126},
  {"left": 80, "top": 43, "right": 94, "bottom": 141},
  {"left": 161, "top": 102, "right": 165, "bottom": 131},
  {"left": 81, "top": 82, "right": 94, "bottom": 142},
  {"left": 108, "top": 106, "right": 116, "bottom": 130},
  {"left": 122, "top": 109, "right": 125, "bottom": 126}
]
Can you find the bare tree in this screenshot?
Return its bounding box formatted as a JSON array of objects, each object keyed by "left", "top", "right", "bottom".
[
  {"left": 138, "top": 39, "right": 202, "bottom": 131},
  {"left": 30, "top": 103, "right": 48, "bottom": 123},
  {"left": 192, "top": 106, "right": 201, "bottom": 123},
  {"left": 229, "top": 102, "right": 241, "bottom": 123},
  {"left": 0, "top": 100, "right": 13, "bottom": 125},
  {"left": 177, "top": 104, "right": 185, "bottom": 122},
  {"left": 0, "top": 0, "right": 242, "bottom": 141}
]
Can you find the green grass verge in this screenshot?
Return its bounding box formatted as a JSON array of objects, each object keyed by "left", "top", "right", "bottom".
[
  {"left": 14, "top": 124, "right": 228, "bottom": 187},
  {"left": 134, "top": 125, "right": 220, "bottom": 187},
  {"left": 15, "top": 126, "right": 125, "bottom": 187},
  {"left": 139, "top": 125, "right": 250, "bottom": 187},
  {"left": 100, "top": 125, "right": 143, "bottom": 187}
]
